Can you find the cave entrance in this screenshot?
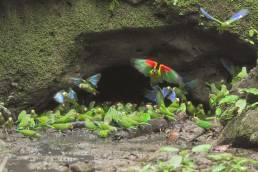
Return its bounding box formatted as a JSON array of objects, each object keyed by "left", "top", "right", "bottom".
[
  {"left": 27, "top": 24, "right": 257, "bottom": 113},
  {"left": 79, "top": 65, "right": 151, "bottom": 104}
]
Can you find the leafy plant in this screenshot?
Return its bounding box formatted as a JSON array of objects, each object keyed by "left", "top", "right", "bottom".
[
  {"left": 192, "top": 144, "right": 212, "bottom": 153},
  {"left": 135, "top": 145, "right": 258, "bottom": 172},
  {"left": 231, "top": 67, "right": 248, "bottom": 84},
  {"left": 208, "top": 153, "right": 258, "bottom": 172}
]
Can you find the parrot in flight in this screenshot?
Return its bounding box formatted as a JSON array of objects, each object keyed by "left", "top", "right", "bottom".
[
  {"left": 132, "top": 58, "right": 184, "bottom": 86},
  {"left": 145, "top": 86, "right": 176, "bottom": 104},
  {"left": 199, "top": 7, "right": 249, "bottom": 27},
  {"left": 70, "top": 73, "right": 101, "bottom": 95},
  {"left": 53, "top": 88, "right": 77, "bottom": 104}
]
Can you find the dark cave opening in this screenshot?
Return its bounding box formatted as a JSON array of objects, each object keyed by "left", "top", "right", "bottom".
[
  {"left": 25, "top": 24, "right": 258, "bottom": 114},
  {"left": 80, "top": 65, "right": 152, "bottom": 104}
]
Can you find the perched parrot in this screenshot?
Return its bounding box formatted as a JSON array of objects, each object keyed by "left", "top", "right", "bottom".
[
  {"left": 132, "top": 58, "right": 184, "bottom": 86},
  {"left": 145, "top": 86, "right": 176, "bottom": 104},
  {"left": 199, "top": 7, "right": 249, "bottom": 27},
  {"left": 70, "top": 73, "right": 101, "bottom": 95},
  {"left": 53, "top": 88, "right": 77, "bottom": 104}
]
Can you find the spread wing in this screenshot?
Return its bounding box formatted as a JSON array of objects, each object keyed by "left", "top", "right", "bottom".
[
  {"left": 200, "top": 7, "right": 222, "bottom": 24},
  {"left": 68, "top": 88, "right": 77, "bottom": 100},
  {"left": 53, "top": 91, "right": 65, "bottom": 104},
  {"left": 168, "top": 91, "right": 176, "bottom": 102},
  {"left": 226, "top": 9, "right": 249, "bottom": 24},
  {"left": 159, "top": 64, "right": 183, "bottom": 86},
  {"left": 132, "top": 58, "right": 158, "bottom": 76},
  {"left": 161, "top": 87, "right": 170, "bottom": 97},
  {"left": 87, "top": 73, "right": 102, "bottom": 87},
  {"left": 70, "top": 77, "right": 83, "bottom": 86}
]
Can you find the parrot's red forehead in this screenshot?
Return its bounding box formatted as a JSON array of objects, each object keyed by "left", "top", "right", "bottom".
[{"left": 145, "top": 59, "right": 158, "bottom": 68}]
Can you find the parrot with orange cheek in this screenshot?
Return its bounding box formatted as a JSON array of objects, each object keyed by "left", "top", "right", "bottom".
[{"left": 132, "top": 58, "right": 184, "bottom": 87}]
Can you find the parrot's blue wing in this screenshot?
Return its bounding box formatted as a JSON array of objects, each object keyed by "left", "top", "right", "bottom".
[
  {"left": 167, "top": 91, "right": 176, "bottom": 102},
  {"left": 54, "top": 91, "right": 64, "bottom": 104},
  {"left": 228, "top": 9, "right": 249, "bottom": 23},
  {"left": 200, "top": 7, "right": 219, "bottom": 22},
  {"left": 70, "top": 77, "right": 82, "bottom": 86},
  {"left": 161, "top": 87, "right": 170, "bottom": 97},
  {"left": 68, "top": 88, "right": 77, "bottom": 100},
  {"left": 87, "top": 73, "right": 101, "bottom": 87},
  {"left": 145, "top": 89, "right": 157, "bottom": 103}
]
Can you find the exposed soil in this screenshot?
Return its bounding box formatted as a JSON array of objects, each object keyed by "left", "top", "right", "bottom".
[{"left": 0, "top": 115, "right": 257, "bottom": 172}]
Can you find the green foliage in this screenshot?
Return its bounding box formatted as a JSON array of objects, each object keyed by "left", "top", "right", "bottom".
[
  {"left": 247, "top": 27, "right": 258, "bottom": 45},
  {"left": 240, "top": 88, "right": 258, "bottom": 96},
  {"left": 208, "top": 153, "right": 258, "bottom": 172},
  {"left": 108, "top": 0, "right": 120, "bottom": 13},
  {"left": 207, "top": 81, "right": 256, "bottom": 123},
  {"left": 135, "top": 145, "right": 258, "bottom": 172},
  {"left": 17, "top": 129, "right": 41, "bottom": 138},
  {"left": 194, "top": 117, "right": 213, "bottom": 129},
  {"left": 159, "top": 146, "right": 180, "bottom": 153},
  {"left": 231, "top": 67, "right": 248, "bottom": 84},
  {"left": 17, "top": 110, "right": 36, "bottom": 130},
  {"left": 192, "top": 144, "right": 212, "bottom": 153}
]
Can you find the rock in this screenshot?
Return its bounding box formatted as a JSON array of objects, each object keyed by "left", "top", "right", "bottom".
[
  {"left": 0, "top": 139, "right": 7, "bottom": 153},
  {"left": 69, "top": 161, "right": 95, "bottom": 172},
  {"left": 113, "top": 118, "right": 169, "bottom": 139},
  {"left": 217, "top": 67, "right": 258, "bottom": 147},
  {"left": 126, "top": 0, "right": 145, "bottom": 5},
  {"left": 231, "top": 67, "right": 258, "bottom": 103},
  {"left": 217, "top": 110, "right": 258, "bottom": 147}
]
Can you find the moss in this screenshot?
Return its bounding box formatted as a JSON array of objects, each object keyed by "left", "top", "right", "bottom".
[
  {"left": 0, "top": 0, "right": 163, "bottom": 101},
  {"left": 157, "top": 0, "right": 258, "bottom": 43}
]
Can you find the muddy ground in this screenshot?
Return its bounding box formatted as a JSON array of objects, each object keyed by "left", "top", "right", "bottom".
[{"left": 1, "top": 116, "right": 258, "bottom": 172}]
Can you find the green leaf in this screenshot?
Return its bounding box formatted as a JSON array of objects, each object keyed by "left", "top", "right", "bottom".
[
  {"left": 139, "top": 164, "right": 152, "bottom": 172},
  {"left": 104, "top": 107, "right": 115, "bottom": 124},
  {"left": 129, "top": 112, "right": 151, "bottom": 123},
  {"left": 177, "top": 103, "right": 186, "bottom": 113},
  {"left": 159, "top": 146, "right": 179, "bottom": 153},
  {"left": 17, "top": 110, "right": 27, "bottom": 123},
  {"left": 218, "top": 95, "right": 239, "bottom": 105},
  {"left": 84, "top": 119, "right": 98, "bottom": 130},
  {"left": 240, "top": 88, "right": 258, "bottom": 96},
  {"left": 97, "top": 122, "right": 117, "bottom": 132},
  {"left": 192, "top": 144, "right": 212, "bottom": 153},
  {"left": 215, "top": 107, "right": 222, "bottom": 116},
  {"left": 156, "top": 91, "right": 165, "bottom": 107},
  {"left": 249, "top": 102, "right": 258, "bottom": 109},
  {"left": 208, "top": 153, "right": 233, "bottom": 161},
  {"left": 98, "top": 130, "right": 110, "bottom": 138},
  {"left": 236, "top": 67, "right": 248, "bottom": 80},
  {"left": 212, "top": 164, "right": 226, "bottom": 172},
  {"left": 195, "top": 118, "right": 213, "bottom": 129},
  {"left": 235, "top": 99, "right": 247, "bottom": 114},
  {"left": 51, "top": 123, "right": 73, "bottom": 131},
  {"left": 168, "top": 155, "right": 182, "bottom": 168},
  {"left": 17, "top": 129, "right": 41, "bottom": 138}
]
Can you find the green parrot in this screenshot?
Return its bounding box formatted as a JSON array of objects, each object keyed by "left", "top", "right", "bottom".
[
  {"left": 71, "top": 73, "right": 101, "bottom": 95},
  {"left": 200, "top": 7, "right": 249, "bottom": 28},
  {"left": 132, "top": 58, "right": 184, "bottom": 86}
]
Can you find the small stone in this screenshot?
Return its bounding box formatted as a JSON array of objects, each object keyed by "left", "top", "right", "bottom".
[
  {"left": 69, "top": 161, "right": 95, "bottom": 172},
  {"left": 125, "top": 0, "right": 145, "bottom": 5},
  {"left": 11, "top": 82, "right": 18, "bottom": 87}
]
